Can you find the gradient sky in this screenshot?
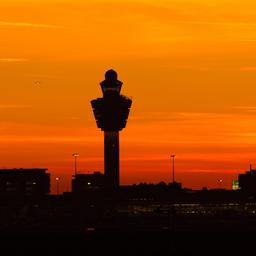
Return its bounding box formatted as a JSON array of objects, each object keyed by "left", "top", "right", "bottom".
[{"left": 1, "top": 0, "right": 256, "bottom": 193}]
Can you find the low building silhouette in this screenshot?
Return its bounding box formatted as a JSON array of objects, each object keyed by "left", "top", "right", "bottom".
[
  {"left": 0, "top": 168, "right": 50, "bottom": 196},
  {"left": 72, "top": 172, "right": 104, "bottom": 193},
  {"left": 239, "top": 168, "right": 256, "bottom": 193}
]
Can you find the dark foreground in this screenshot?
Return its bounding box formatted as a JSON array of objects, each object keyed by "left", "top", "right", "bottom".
[
  {"left": 1, "top": 230, "right": 255, "bottom": 256},
  {"left": 1, "top": 190, "right": 256, "bottom": 255}
]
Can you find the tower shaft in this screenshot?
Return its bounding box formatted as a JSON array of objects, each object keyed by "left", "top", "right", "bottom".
[{"left": 104, "top": 131, "right": 119, "bottom": 189}]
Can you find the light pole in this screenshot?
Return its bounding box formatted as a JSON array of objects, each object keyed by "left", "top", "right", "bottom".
[
  {"left": 56, "top": 177, "right": 60, "bottom": 195},
  {"left": 72, "top": 153, "right": 79, "bottom": 175},
  {"left": 171, "top": 155, "right": 176, "bottom": 184}
]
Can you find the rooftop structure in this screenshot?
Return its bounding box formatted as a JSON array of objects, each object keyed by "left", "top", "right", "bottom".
[
  {"left": 72, "top": 171, "right": 104, "bottom": 193},
  {"left": 0, "top": 168, "right": 50, "bottom": 196}
]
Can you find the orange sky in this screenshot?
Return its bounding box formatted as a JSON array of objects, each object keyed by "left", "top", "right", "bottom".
[{"left": 1, "top": 0, "right": 256, "bottom": 193}]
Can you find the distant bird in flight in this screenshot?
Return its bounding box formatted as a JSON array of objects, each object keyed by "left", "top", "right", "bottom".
[{"left": 34, "top": 81, "right": 41, "bottom": 86}]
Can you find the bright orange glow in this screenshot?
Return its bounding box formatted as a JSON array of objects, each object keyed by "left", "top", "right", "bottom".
[{"left": 1, "top": 0, "right": 256, "bottom": 193}]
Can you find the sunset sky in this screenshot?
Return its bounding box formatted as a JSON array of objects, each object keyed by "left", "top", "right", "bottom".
[{"left": 1, "top": 0, "right": 256, "bottom": 193}]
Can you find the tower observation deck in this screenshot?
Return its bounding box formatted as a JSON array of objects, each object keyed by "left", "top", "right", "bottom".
[{"left": 91, "top": 70, "right": 132, "bottom": 189}]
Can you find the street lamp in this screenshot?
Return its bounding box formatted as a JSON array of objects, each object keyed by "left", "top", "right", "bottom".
[
  {"left": 171, "top": 155, "right": 176, "bottom": 184},
  {"left": 56, "top": 177, "right": 60, "bottom": 195},
  {"left": 72, "top": 153, "right": 79, "bottom": 175}
]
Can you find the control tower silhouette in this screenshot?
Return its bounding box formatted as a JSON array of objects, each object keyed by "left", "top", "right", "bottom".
[{"left": 91, "top": 70, "right": 132, "bottom": 189}]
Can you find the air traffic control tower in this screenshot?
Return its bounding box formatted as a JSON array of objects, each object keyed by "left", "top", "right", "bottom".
[{"left": 91, "top": 70, "right": 132, "bottom": 189}]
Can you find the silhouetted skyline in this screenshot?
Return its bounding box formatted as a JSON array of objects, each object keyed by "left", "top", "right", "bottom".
[
  {"left": 2, "top": 1, "right": 256, "bottom": 254},
  {"left": 2, "top": 0, "right": 256, "bottom": 193}
]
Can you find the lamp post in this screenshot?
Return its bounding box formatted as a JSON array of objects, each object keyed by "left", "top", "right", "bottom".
[
  {"left": 171, "top": 155, "right": 176, "bottom": 184},
  {"left": 56, "top": 177, "right": 60, "bottom": 195},
  {"left": 72, "top": 153, "right": 79, "bottom": 175}
]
